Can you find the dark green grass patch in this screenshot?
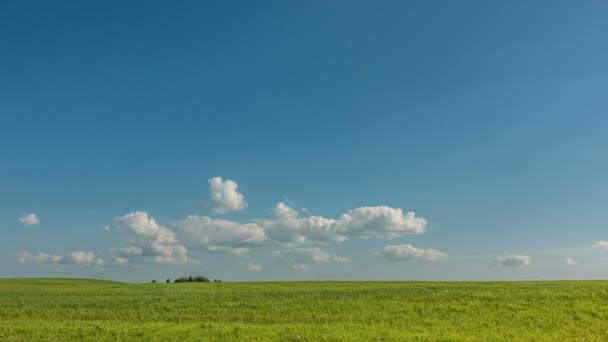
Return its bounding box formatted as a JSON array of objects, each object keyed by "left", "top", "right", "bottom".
[{"left": 1, "top": 279, "right": 608, "bottom": 341}]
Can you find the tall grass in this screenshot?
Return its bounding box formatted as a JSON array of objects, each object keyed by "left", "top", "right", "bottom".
[{"left": 1, "top": 279, "right": 608, "bottom": 340}]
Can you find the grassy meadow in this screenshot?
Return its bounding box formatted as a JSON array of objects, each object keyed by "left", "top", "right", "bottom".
[{"left": 1, "top": 279, "right": 608, "bottom": 341}]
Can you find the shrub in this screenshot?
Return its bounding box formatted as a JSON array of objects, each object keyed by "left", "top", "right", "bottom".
[
  {"left": 151, "top": 279, "right": 157, "bottom": 284},
  {"left": 174, "top": 277, "right": 189, "bottom": 283},
  {"left": 193, "top": 276, "right": 210, "bottom": 283},
  {"left": 166, "top": 278, "right": 170, "bottom": 283}
]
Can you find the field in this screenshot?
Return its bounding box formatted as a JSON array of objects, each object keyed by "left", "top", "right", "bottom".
[{"left": 1, "top": 279, "right": 608, "bottom": 341}]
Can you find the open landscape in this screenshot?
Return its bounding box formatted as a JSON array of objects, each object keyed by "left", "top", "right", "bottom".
[
  {"left": 3, "top": 1, "right": 608, "bottom": 341},
  {"left": 2, "top": 278, "right": 608, "bottom": 341}
]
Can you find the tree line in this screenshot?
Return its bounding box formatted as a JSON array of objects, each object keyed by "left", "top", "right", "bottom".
[{"left": 151, "top": 276, "right": 221, "bottom": 283}]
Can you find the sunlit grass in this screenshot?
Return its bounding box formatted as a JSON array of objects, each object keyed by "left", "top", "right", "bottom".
[{"left": 1, "top": 279, "right": 608, "bottom": 340}]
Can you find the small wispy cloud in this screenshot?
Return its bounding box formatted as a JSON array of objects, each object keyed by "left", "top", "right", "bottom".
[
  {"left": 273, "top": 248, "right": 349, "bottom": 271},
  {"left": 561, "top": 257, "right": 579, "bottom": 266},
  {"left": 241, "top": 261, "right": 262, "bottom": 272},
  {"left": 494, "top": 255, "right": 530, "bottom": 267},
  {"left": 19, "top": 213, "right": 40, "bottom": 227},
  {"left": 375, "top": 244, "right": 447, "bottom": 262},
  {"left": 17, "top": 250, "right": 103, "bottom": 266}
]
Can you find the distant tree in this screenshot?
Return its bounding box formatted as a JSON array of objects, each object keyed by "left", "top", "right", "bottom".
[
  {"left": 193, "top": 276, "right": 209, "bottom": 282},
  {"left": 166, "top": 278, "right": 170, "bottom": 283},
  {"left": 188, "top": 276, "right": 193, "bottom": 282},
  {"left": 151, "top": 279, "right": 157, "bottom": 284},
  {"left": 174, "top": 277, "right": 189, "bottom": 283}
]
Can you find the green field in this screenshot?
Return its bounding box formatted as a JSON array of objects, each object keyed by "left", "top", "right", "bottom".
[{"left": 1, "top": 279, "right": 608, "bottom": 341}]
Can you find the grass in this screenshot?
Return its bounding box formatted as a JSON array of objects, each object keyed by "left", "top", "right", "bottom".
[{"left": 1, "top": 279, "right": 608, "bottom": 341}]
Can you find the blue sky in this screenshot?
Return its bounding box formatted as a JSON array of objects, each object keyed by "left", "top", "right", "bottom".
[{"left": 1, "top": 1, "right": 608, "bottom": 282}]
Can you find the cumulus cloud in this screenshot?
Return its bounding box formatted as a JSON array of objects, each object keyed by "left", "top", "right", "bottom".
[
  {"left": 106, "top": 212, "right": 189, "bottom": 264},
  {"left": 257, "top": 203, "right": 427, "bottom": 244},
  {"left": 63, "top": 251, "right": 96, "bottom": 265},
  {"left": 494, "top": 255, "right": 530, "bottom": 267},
  {"left": 273, "top": 248, "right": 350, "bottom": 270},
  {"left": 257, "top": 203, "right": 339, "bottom": 243},
  {"left": 200, "top": 177, "right": 247, "bottom": 214},
  {"left": 377, "top": 244, "right": 447, "bottom": 262},
  {"left": 17, "top": 250, "right": 102, "bottom": 266},
  {"left": 241, "top": 261, "right": 262, "bottom": 272},
  {"left": 172, "top": 215, "right": 266, "bottom": 254},
  {"left": 561, "top": 257, "right": 579, "bottom": 266},
  {"left": 335, "top": 206, "right": 427, "bottom": 238},
  {"left": 592, "top": 241, "right": 608, "bottom": 249},
  {"left": 19, "top": 213, "right": 40, "bottom": 227}
]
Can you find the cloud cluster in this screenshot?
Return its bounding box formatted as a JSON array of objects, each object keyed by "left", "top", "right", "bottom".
[
  {"left": 377, "top": 244, "right": 447, "bottom": 262},
  {"left": 19, "top": 213, "right": 40, "bottom": 227},
  {"left": 22, "top": 176, "right": 608, "bottom": 277},
  {"left": 273, "top": 248, "right": 350, "bottom": 271},
  {"left": 100, "top": 198, "right": 429, "bottom": 266},
  {"left": 200, "top": 177, "right": 248, "bottom": 214},
  {"left": 16, "top": 177, "right": 446, "bottom": 272},
  {"left": 494, "top": 255, "right": 530, "bottom": 267},
  {"left": 97, "top": 179, "right": 434, "bottom": 268},
  {"left": 257, "top": 203, "right": 427, "bottom": 244},
  {"left": 106, "top": 212, "right": 189, "bottom": 264}
]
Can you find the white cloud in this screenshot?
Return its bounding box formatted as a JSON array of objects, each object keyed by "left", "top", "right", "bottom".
[
  {"left": 172, "top": 215, "right": 266, "bottom": 254},
  {"left": 19, "top": 213, "right": 40, "bottom": 227},
  {"left": 291, "top": 263, "right": 309, "bottom": 271},
  {"left": 269, "top": 202, "right": 299, "bottom": 219},
  {"left": 273, "top": 248, "right": 350, "bottom": 271},
  {"left": 592, "top": 241, "right": 608, "bottom": 249},
  {"left": 201, "top": 177, "right": 247, "bottom": 214},
  {"left": 113, "top": 257, "right": 129, "bottom": 265},
  {"left": 335, "top": 206, "right": 427, "bottom": 238},
  {"left": 241, "top": 261, "right": 262, "bottom": 272},
  {"left": 63, "top": 251, "right": 96, "bottom": 265},
  {"left": 107, "top": 212, "right": 189, "bottom": 264},
  {"left": 257, "top": 203, "right": 427, "bottom": 244},
  {"left": 378, "top": 244, "right": 447, "bottom": 262},
  {"left": 561, "top": 257, "right": 579, "bottom": 266},
  {"left": 257, "top": 204, "right": 339, "bottom": 243},
  {"left": 17, "top": 250, "right": 103, "bottom": 266},
  {"left": 494, "top": 255, "right": 530, "bottom": 267}
]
